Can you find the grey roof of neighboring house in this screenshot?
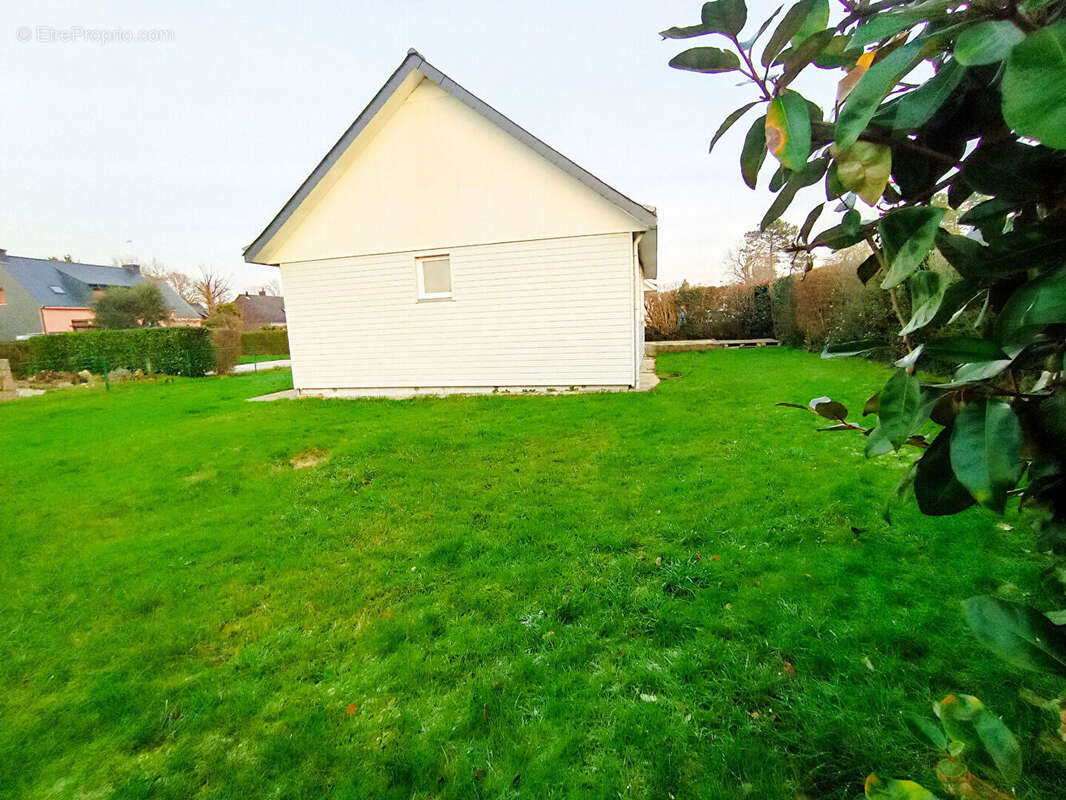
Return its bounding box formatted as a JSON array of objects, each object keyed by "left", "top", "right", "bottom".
[
  {"left": 0, "top": 254, "right": 202, "bottom": 318},
  {"left": 235, "top": 293, "right": 286, "bottom": 327},
  {"left": 244, "top": 49, "right": 657, "bottom": 267}
]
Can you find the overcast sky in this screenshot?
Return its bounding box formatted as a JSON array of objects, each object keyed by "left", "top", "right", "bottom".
[{"left": 2, "top": 0, "right": 838, "bottom": 291}]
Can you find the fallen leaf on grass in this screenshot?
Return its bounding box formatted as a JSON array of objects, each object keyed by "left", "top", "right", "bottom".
[{"left": 346, "top": 703, "right": 359, "bottom": 715}]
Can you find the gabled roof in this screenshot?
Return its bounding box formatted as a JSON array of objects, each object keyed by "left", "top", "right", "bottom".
[
  {"left": 0, "top": 254, "right": 202, "bottom": 318},
  {"left": 244, "top": 49, "right": 657, "bottom": 267},
  {"left": 234, "top": 293, "right": 286, "bottom": 327}
]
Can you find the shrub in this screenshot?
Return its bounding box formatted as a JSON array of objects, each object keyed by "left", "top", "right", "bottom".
[
  {"left": 769, "top": 277, "right": 799, "bottom": 347},
  {"left": 0, "top": 341, "right": 31, "bottom": 377},
  {"left": 241, "top": 328, "right": 289, "bottom": 356},
  {"left": 27, "top": 327, "right": 215, "bottom": 376},
  {"left": 211, "top": 328, "right": 241, "bottom": 375}
]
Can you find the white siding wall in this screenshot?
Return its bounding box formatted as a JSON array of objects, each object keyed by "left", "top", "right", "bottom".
[{"left": 281, "top": 232, "right": 636, "bottom": 390}]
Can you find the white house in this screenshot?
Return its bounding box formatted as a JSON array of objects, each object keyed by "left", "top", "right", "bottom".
[{"left": 244, "top": 50, "right": 657, "bottom": 397}]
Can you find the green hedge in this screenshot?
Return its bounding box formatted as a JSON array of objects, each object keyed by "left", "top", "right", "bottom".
[
  {"left": 27, "top": 327, "right": 215, "bottom": 377},
  {"left": 0, "top": 341, "right": 31, "bottom": 377},
  {"left": 240, "top": 328, "right": 289, "bottom": 356}
]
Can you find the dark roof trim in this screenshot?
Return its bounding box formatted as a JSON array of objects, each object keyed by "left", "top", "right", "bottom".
[{"left": 244, "top": 50, "right": 656, "bottom": 265}]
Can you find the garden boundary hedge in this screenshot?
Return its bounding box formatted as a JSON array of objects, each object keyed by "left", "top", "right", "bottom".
[
  {"left": 0, "top": 341, "right": 31, "bottom": 377},
  {"left": 27, "top": 327, "right": 215, "bottom": 377},
  {"left": 240, "top": 328, "right": 289, "bottom": 356}
]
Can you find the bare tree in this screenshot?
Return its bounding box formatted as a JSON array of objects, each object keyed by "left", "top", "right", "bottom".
[
  {"left": 192, "top": 269, "right": 233, "bottom": 312},
  {"left": 140, "top": 260, "right": 199, "bottom": 306},
  {"left": 255, "top": 279, "right": 283, "bottom": 297},
  {"left": 727, "top": 220, "right": 799, "bottom": 285}
]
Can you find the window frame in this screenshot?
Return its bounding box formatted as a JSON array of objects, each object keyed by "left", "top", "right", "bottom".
[{"left": 415, "top": 254, "right": 453, "bottom": 302}]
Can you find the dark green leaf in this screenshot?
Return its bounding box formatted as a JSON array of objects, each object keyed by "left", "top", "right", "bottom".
[
  {"left": 669, "top": 47, "right": 743, "bottom": 73},
  {"left": 901, "top": 270, "right": 947, "bottom": 335},
  {"left": 710, "top": 101, "right": 761, "bottom": 153},
  {"left": 915, "top": 429, "right": 975, "bottom": 515},
  {"left": 934, "top": 228, "right": 984, "bottom": 278},
  {"left": 769, "top": 164, "right": 791, "bottom": 191},
  {"left": 958, "top": 197, "right": 1015, "bottom": 226},
  {"left": 903, "top": 713, "right": 948, "bottom": 751},
  {"left": 821, "top": 338, "right": 882, "bottom": 358},
  {"left": 741, "top": 114, "right": 768, "bottom": 189},
  {"left": 878, "top": 369, "right": 923, "bottom": 449},
  {"left": 778, "top": 28, "right": 837, "bottom": 88},
  {"left": 837, "top": 40, "right": 926, "bottom": 149},
  {"left": 879, "top": 206, "right": 945, "bottom": 289},
  {"left": 923, "top": 337, "right": 1007, "bottom": 363},
  {"left": 766, "top": 91, "right": 812, "bottom": 170},
  {"left": 857, "top": 253, "right": 880, "bottom": 284},
  {"left": 799, "top": 202, "right": 824, "bottom": 241},
  {"left": 950, "top": 399, "right": 1023, "bottom": 512},
  {"left": 848, "top": 7, "right": 932, "bottom": 49},
  {"left": 792, "top": 0, "right": 828, "bottom": 46},
  {"left": 964, "top": 595, "right": 1066, "bottom": 676},
  {"left": 995, "top": 264, "right": 1066, "bottom": 352},
  {"left": 810, "top": 397, "right": 848, "bottom": 420},
  {"left": 877, "top": 59, "right": 966, "bottom": 131},
  {"left": 661, "top": 23, "right": 719, "bottom": 40},
  {"left": 762, "top": 0, "right": 820, "bottom": 66},
  {"left": 955, "top": 20, "right": 1025, "bottom": 66},
  {"left": 936, "top": 693, "right": 1022, "bottom": 786},
  {"left": 1002, "top": 20, "right": 1066, "bottom": 149},
  {"left": 702, "top": 0, "right": 748, "bottom": 37},
  {"left": 760, "top": 179, "right": 800, "bottom": 229}
]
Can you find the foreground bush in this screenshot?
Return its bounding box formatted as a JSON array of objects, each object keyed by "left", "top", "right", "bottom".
[{"left": 27, "top": 327, "right": 215, "bottom": 377}]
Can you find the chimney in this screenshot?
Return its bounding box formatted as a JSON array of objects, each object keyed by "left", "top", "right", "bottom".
[{"left": 122, "top": 263, "right": 141, "bottom": 275}]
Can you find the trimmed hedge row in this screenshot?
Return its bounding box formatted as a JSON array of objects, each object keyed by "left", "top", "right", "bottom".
[
  {"left": 28, "top": 327, "right": 215, "bottom": 377},
  {"left": 241, "top": 328, "right": 289, "bottom": 356},
  {"left": 0, "top": 341, "right": 31, "bottom": 377}
]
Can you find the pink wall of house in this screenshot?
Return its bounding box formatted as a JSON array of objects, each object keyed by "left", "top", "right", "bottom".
[
  {"left": 40, "top": 308, "right": 202, "bottom": 332},
  {"left": 41, "top": 307, "right": 93, "bottom": 333}
]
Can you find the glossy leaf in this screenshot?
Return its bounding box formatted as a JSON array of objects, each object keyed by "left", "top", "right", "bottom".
[
  {"left": 810, "top": 396, "right": 848, "bottom": 420},
  {"left": 837, "top": 40, "right": 926, "bottom": 149},
  {"left": 923, "top": 337, "right": 1007, "bottom": 363},
  {"left": 710, "top": 101, "right": 761, "bottom": 153},
  {"left": 1002, "top": 20, "right": 1066, "bottom": 149},
  {"left": 831, "top": 140, "right": 891, "bottom": 205},
  {"left": 741, "top": 114, "right": 768, "bottom": 189},
  {"left": 878, "top": 59, "right": 966, "bottom": 130},
  {"left": 766, "top": 91, "right": 812, "bottom": 170},
  {"left": 949, "top": 399, "right": 1022, "bottom": 512},
  {"left": 762, "top": 0, "right": 822, "bottom": 66},
  {"left": 878, "top": 369, "right": 923, "bottom": 449},
  {"left": 669, "top": 47, "right": 743, "bottom": 73},
  {"left": 701, "top": 0, "right": 748, "bottom": 37},
  {"left": 778, "top": 28, "right": 837, "bottom": 88},
  {"left": 955, "top": 20, "right": 1025, "bottom": 66},
  {"left": 799, "top": 202, "right": 824, "bottom": 241},
  {"left": 995, "top": 264, "right": 1066, "bottom": 351},
  {"left": 879, "top": 207, "right": 945, "bottom": 289},
  {"left": 933, "top": 229, "right": 984, "bottom": 279},
  {"left": 791, "top": 0, "right": 828, "bottom": 46},
  {"left": 914, "top": 429, "right": 975, "bottom": 516},
  {"left": 901, "top": 271, "right": 946, "bottom": 335},
  {"left": 849, "top": 6, "right": 933, "bottom": 49},
  {"left": 965, "top": 596, "right": 1066, "bottom": 676},
  {"left": 821, "top": 338, "right": 882, "bottom": 358}
]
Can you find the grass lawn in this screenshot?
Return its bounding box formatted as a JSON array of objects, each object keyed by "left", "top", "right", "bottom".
[
  {"left": 2, "top": 349, "right": 1062, "bottom": 799},
  {"left": 235, "top": 353, "right": 288, "bottom": 365}
]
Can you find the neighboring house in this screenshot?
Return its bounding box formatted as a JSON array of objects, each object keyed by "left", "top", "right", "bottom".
[
  {"left": 234, "top": 291, "right": 286, "bottom": 329},
  {"left": 244, "top": 50, "right": 657, "bottom": 397},
  {"left": 0, "top": 251, "right": 203, "bottom": 340}
]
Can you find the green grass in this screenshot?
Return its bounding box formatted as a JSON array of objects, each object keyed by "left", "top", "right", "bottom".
[
  {"left": 235, "top": 353, "right": 288, "bottom": 365},
  {"left": 1, "top": 349, "right": 1062, "bottom": 799}
]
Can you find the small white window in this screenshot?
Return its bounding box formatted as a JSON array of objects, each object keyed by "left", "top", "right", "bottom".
[
  {"left": 49, "top": 285, "right": 66, "bottom": 294},
  {"left": 416, "top": 255, "right": 452, "bottom": 300}
]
